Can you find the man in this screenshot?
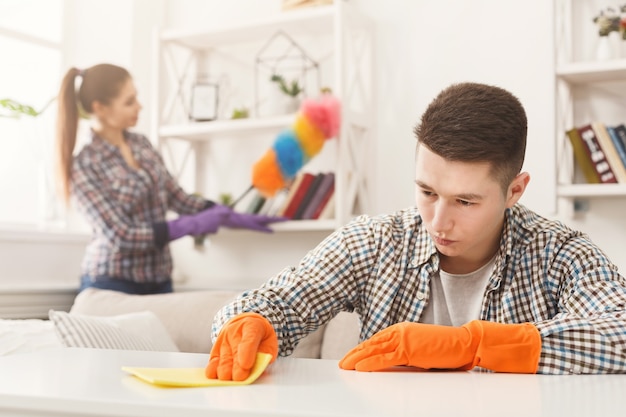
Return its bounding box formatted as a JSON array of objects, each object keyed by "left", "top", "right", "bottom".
[{"left": 207, "top": 82, "right": 626, "bottom": 380}]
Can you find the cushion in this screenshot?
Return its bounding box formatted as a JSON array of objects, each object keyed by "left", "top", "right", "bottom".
[
  {"left": 320, "top": 312, "right": 361, "bottom": 360},
  {"left": 49, "top": 310, "right": 178, "bottom": 352},
  {"left": 69, "top": 288, "right": 239, "bottom": 353},
  {"left": 290, "top": 324, "right": 325, "bottom": 359}
]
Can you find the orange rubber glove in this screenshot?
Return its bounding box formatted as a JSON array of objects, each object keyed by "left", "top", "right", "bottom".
[
  {"left": 339, "top": 320, "right": 541, "bottom": 373},
  {"left": 206, "top": 312, "right": 278, "bottom": 381}
]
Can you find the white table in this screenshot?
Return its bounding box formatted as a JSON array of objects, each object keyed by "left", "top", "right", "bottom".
[{"left": 0, "top": 348, "right": 625, "bottom": 417}]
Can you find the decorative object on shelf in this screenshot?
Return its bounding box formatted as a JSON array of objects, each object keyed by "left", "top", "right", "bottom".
[
  {"left": 592, "top": 6, "right": 622, "bottom": 61},
  {"left": 230, "top": 106, "right": 250, "bottom": 119},
  {"left": 254, "top": 30, "right": 319, "bottom": 117},
  {"left": 281, "top": 0, "right": 333, "bottom": 11},
  {"left": 230, "top": 92, "right": 340, "bottom": 208},
  {"left": 269, "top": 73, "right": 303, "bottom": 114},
  {"left": 270, "top": 74, "right": 303, "bottom": 97},
  {"left": 189, "top": 83, "right": 219, "bottom": 121}
]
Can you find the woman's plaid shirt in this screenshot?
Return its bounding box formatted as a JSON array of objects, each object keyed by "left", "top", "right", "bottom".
[
  {"left": 71, "top": 130, "right": 208, "bottom": 283},
  {"left": 213, "top": 204, "right": 626, "bottom": 374}
]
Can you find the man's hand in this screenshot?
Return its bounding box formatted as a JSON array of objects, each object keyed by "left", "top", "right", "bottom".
[
  {"left": 339, "top": 320, "right": 541, "bottom": 373},
  {"left": 206, "top": 312, "right": 278, "bottom": 381}
]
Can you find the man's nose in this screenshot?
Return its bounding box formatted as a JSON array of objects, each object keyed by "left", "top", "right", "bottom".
[{"left": 431, "top": 202, "right": 453, "bottom": 233}]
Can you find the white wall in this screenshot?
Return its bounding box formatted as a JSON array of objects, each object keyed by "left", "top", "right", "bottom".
[{"left": 1, "top": 0, "right": 625, "bottom": 292}]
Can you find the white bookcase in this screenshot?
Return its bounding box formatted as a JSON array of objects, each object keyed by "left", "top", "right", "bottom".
[
  {"left": 150, "top": 2, "right": 375, "bottom": 231},
  {"left": 554, "top": 0, "right": 626, "bottom": 217}
]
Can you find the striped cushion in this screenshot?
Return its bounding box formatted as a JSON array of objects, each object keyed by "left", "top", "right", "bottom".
[{"left": 49, "top": 310, "right": 179, "bottom": 352}]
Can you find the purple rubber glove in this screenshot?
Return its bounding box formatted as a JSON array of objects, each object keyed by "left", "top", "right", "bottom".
[
  {"left": 221, "top": 208, "right": 288, "bottom": 233},
  {"left": 167, "top": 204, "right": 231, "bottom": 241}
]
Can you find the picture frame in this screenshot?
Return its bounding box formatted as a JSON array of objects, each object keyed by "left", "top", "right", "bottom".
[{"left": 189, "top": 83, "right": 219, "bottom": 121}]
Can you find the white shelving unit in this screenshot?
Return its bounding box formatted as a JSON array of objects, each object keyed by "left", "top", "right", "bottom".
[
  {"left": 554, "top": 0, "right": 626, "bottom": 217},
  {"left": 151, "top": 2, "right": 375, "bottom": 231}
]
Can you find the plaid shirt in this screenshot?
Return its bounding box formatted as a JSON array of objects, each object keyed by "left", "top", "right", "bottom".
[
  {"left": 213, "top": 204, "right": 626, "bottom": 374},
  {"left": 72, "top": 130, "right": 208, "bottom": 283}
]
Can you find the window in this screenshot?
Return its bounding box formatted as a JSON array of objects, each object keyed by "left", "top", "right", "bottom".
[{"left": 0, "top": 0, "right": 63, "bottom": 227}]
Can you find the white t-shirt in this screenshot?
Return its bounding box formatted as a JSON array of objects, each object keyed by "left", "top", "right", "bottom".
[{"left": 420, "top": 256, "right": 496, "bottom": 327}]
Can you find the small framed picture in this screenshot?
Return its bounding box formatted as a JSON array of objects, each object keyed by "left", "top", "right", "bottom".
[{"left": 189, "top": 83, "right": 219, "bottom": 121}]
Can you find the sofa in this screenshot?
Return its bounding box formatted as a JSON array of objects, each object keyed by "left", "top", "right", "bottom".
[{"left": 63, "top": 288, "right": 361, "bottom": 360}]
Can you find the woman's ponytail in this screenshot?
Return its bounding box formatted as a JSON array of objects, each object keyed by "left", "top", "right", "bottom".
[{"left": 54, "top": 67, "right": 80, "bottom": 204}]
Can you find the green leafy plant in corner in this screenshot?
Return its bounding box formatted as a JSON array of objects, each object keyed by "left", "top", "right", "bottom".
[
  {"left": 1, "top": 97, "right": 89, "bottom": 120},
  {"left": 0, "top": 97, "right": 55, "bottom": 119},
  {"left": 270, "top": 74, "right": 303, "bottom": 97}
]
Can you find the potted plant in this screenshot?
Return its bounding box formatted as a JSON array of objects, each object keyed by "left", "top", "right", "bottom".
[
  {"left": 268, "top": 74, "right": 303, "bottom": 115},
  {"left": 270, "top": 74, "right": 303, "bottom": 97}
]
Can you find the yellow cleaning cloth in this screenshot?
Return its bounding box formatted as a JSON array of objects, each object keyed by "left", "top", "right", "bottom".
[{"left": 122, "top": 352, "right": 272, "bottom": 387}]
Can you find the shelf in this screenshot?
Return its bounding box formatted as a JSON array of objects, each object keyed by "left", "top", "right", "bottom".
[
  {"left": 557, "top": 183, "right": 626, "bottom": 198},
  {"left": 554, "top": 1, "right": 626, "bottom": 215},
  {"left": 272, "top": 219, "right": 337, "bottom": 232},
  {"left": 159, "top": 115, "right": 296, "bottom": 141},
  {"left": 161, "top": 5, "right": 335, "bottom": 50},
  {"left": 556, "top": 59, "right": 626, "bottom": 84},
  {"left": 155, "top": 2, "right": 374, "bottom": 230}
]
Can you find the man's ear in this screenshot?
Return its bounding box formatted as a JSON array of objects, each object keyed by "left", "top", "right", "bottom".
[{"left": 505, "top": 172, "right": 530, "bottom": 208}]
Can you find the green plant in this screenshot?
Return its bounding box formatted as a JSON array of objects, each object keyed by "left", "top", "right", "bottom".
[
  {"left": 0, "top": 97, "right": 54, "bottom": 119},
  {"left": 219, "top": 193, "right": 233, "bottom": 205},
  {"left": 270, "top": 74, "right": 303, "bottom": 97},
  {"left": 231, "top": 106, "right": 250, "bottom": 119}
]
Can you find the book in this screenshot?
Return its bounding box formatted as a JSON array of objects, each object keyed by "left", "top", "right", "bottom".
[
  {"left": 293, "top": 172, "right": 326, "bottom": 220},
  {"left": 317, "top": 192, "right": 336, "bottom": 220},
  {"left": 608, "top": 124, "right": 626, "bottom": 169},
  {"left": 245, "top": 191, "right": 266, "bottom": 214},
  {"left": 281, "top": 172, "right": 316, "bottom": 219},
  {"left": 576, "top": 124, "right": 618, "bottom": 183},
  {"left": 591, "top": 121, "right": 626, "bottom": 183},
  {"left": 311, "top": 181, "right": 335, "bottom": 220},
  {"left": 565, "top": 128, "right": 600, "bottom": 184},
  {"left": 256, "top": 194, "right": 275, "bottom": 215},
  {"left": 613, "top": 124, "right": 626, "bottom": 152},
  {"left": 276, "top": 173, "right": 305, "bottom": 216},
  {"left": 267, "top": 189, "right": 289, "bottom": 217},
  {"left": 302, "top": 172, "right": 335, "bottom": 220}
]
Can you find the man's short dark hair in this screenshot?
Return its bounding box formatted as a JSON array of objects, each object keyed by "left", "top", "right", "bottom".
[{"left": 414, "top": 82, "right": 527, "bottom": 193}]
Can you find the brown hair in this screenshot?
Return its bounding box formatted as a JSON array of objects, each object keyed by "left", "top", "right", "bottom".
[
  {"left": 55, "top": 63, "right": 131, "bottom": 203},
  {"left": 413, "top": 82, "right": 527, "bottom": 193}
]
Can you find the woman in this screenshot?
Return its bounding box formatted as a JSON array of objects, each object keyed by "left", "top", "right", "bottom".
[{"left": 55, "top": 63, "right": 284, "bottom": 295}]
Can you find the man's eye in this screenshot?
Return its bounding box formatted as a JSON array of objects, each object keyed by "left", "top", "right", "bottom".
[
  {"left": 458, "top": 200, "right": 473, "bottom": 207},
  {"left": 421, "top": 190, "right": 434, "bottom": 197}
]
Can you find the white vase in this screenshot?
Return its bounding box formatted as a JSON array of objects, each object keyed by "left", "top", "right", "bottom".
[
  {"left": 597, "top": 32, "right": 621, "bottom": 61},
  {"left": 597, "top": 36, "right": 612, "bottom": 61}
]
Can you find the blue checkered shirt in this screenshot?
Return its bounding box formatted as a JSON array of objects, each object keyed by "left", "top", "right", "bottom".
[
  {"left": 213, "top": 204, "right": 626, "bottom": 374},
  {"left": 72, "top": 130, "right": 208, "bottom": 283}
]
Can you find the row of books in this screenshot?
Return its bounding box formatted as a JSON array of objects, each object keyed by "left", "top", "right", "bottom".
[
  {"left": 566, "top": 122, "right": 626, "bottom": 184},
  {"left": 237, "top": 171, "right": 336, "bottom": 220}
]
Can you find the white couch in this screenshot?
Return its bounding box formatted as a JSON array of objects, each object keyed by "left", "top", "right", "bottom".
[{"left": 68, "top": 288, "right": 361, "bottom": 360}]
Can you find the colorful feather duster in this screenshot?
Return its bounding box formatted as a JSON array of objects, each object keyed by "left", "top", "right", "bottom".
[{"left": 232, "top": 93, "right": 340, "bottom": 206}]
